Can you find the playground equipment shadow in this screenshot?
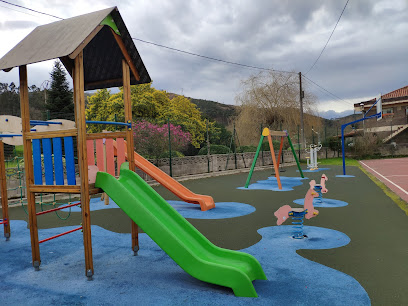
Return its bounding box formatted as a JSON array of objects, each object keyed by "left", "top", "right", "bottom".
[{"left": 2, "top": 165, "right": 408, "bottom": 304}]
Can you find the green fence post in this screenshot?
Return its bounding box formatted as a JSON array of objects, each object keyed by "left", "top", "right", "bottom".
[
  {"left": 297, "top": 125, "right": 301, "bottom": 161},
  {"left": 260, "top": 123, "right": 264, "bottom": 166},
  {"left": 167, "top": 118, "right": 172, "bottom": 177},
  {"left": 206, "top": 120, "right": 210, "bottom": 173},
  {"left": 244, "top": 134, "right": 264, "bottom": 188},
  {"left": 233, "top": 123, "right": 237, "bottom": 169},
  {"left": 325, "top": 125, "right": 327, "bottom": 159}
]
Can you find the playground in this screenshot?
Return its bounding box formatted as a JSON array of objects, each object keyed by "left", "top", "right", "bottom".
[
  {"left": 1, "top": 6, "right": 408, "bottom": 305},
  {"left": 1, "top": 163, "right": 408, "bottom": 304}
]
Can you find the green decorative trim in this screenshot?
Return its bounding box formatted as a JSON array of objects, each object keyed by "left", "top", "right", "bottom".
[
  {"left": 101, "top": 14, "right": 120, "bottom": 35},
  {"left": 244, "top": 135, "right": 264, "bottom": 188}
]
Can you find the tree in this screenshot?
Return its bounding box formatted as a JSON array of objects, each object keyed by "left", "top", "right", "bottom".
[
  {"left": 235, "top": 71, "right": 320, "bottom": 146},
  {"left": 85, "top": 88, "right": 112, "bottom": 132},
  {"left": 0, "top": 82, "right": 20, "bottom": 116},
  {"left": 85, "top": 84, "right": 213, "bottom": 149},
  {"left": 159, "top": 95, "right": 208, "bottom": 148},
  {"left": 209, "top": 122, "right": 232, "bottom": 147},
  {"left": 46, "top": 61, "right": 74, "bottom": 119}
]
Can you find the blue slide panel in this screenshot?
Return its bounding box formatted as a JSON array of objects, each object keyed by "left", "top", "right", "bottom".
[
  {"left": 43, "top": 138, "right": 54, "bottom": 185},
  {"left": 53, "top": 137, "right": 64, "bottom": 185},
  {"left": 64, "top": 136, "right": 76, "bottom": 185},
  {"left": 32, "top": 139, "right": 42, "bottom": 185}
]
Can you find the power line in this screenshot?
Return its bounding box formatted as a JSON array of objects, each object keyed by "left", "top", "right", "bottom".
[
  {"left": 0, "top": 3, "right": 39, "bottom": 17},
  {"left": 305, "top": 0, "right": 350, "bottom": 75},
  {"left": 302, "top": 74, "right": 354, "bottom": 105},
  {"left": 132, "top": 37, "right": 295, "bottom": 74},
  {"left": 0, "top": 0, "right": 63, "bottom": 20}
]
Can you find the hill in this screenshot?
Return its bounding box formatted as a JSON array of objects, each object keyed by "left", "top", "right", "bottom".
[{"left": 187, "top": 97, "right": 237, "bottom": 125}]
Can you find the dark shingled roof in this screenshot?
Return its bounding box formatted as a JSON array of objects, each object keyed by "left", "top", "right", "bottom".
[{"left": 0, "top": 7, "right": 151, "bottom": 90}]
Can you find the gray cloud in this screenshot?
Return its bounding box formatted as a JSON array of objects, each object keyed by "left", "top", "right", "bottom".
[
  {"left": 0, "top": 20, "right": 38, "bottom": 30},
  {"left": 0, "top": 0, "right": 407, "bottom": 114}
]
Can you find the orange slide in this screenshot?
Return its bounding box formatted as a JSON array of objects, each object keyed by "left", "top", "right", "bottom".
[{"left": 113, "top": 140, "right": 215, "bottom": 211}]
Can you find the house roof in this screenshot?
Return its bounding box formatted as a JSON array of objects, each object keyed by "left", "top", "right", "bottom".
[
  {"left": 382, "top": 85, "right": 408, "bottom": 99},
  {"left": 354, "top": 85, "right": 408, "bottom": 108},
  {"left": 0, "top": 7, "right": 151, "bottom": 90}
]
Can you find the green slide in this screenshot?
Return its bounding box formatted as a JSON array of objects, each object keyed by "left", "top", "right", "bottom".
[{"left": 95, "top": 165, "right": 266, "bottom": 297}]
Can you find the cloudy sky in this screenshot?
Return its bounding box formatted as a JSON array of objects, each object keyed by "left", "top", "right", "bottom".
[{"left": 0, "top": 0, "right": 407, "bottom": 118}]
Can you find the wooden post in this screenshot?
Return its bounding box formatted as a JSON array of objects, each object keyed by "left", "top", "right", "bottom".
[
  {"left": 276, "top": 136, "right": 284, "bottom": 169},
  {"left": 122, "top": 59, "right": 139, "bottom": 255},
  {"left": 74, "top": 51, "right": 93, "bottom": 278},
  {"left": 267, "top": 134, "right": 282, "bottom": 190},
  {"left": 19, "top": 65, "right": 41, "bottom": 269},
  {"left": 0, "top": 141, "right": 10, "bottom": 239}
]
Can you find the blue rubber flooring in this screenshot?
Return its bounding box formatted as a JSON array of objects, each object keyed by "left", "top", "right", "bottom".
[
  {"left": 0, "top": 221, "right": 369, "bottom": 305},
  {"left": 293, "top": 198, "right": 349, "bottom": 208},
  {"left": 238, "top": 176, "right": 308, "bottom": 191},
  {"left": 62, "top": 198, "right": 255, "bottom": 220}
]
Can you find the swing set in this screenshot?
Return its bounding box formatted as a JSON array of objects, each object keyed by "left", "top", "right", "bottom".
[{"left": 244, "top": 128, "right": 304, "bottom": 189}]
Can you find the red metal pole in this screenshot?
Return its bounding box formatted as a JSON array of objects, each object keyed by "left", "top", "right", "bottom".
[
  {"left": 36, "top": 202, "right": 81, "bottom": 216},
  {"left": 39, "top": 226, "right": 82, "bottom": 244}
]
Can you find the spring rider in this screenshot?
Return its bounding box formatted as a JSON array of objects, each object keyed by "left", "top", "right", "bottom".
[{"left": 274, "top": 179, "right": 320, "bottom": 239}]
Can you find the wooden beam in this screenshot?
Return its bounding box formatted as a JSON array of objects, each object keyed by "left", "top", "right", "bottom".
[
  {"left": 19, "top": 65, "right": 41, "bottom": 269},
  {"left": 29, "top": 185, "right": 81, "bottom": 194},
  {"left": 112, "top": 29, "right": 140, "bottom": 81},
  {"left": 86, "top": 131, "right": 126, "bottom": 140},
  {"left": 276, "top": 136, "right": 284, "bottom": 169},
  {"left": 59, "top": 56, "right": 74, "bottom": 78},
  {"left": 74, "top": 51, "right": 94, "bottom": 278},
  {"left": 85, "top": 78, "right": 124, "bottom": 89},
  {"left": 0, "top": 141, "right": 10, "bottom": 239},
  {"left": 25, "top": 129, "right": 78, "bottom": 140},
  {"left": 123, "top": 59, "right": 139, "bottom": 255},
  {"left": 69, "top": 25, "right": 103, "bottom": 60},
  {"left": 269, "top": 130, "right": 287, "bottom": 137}
]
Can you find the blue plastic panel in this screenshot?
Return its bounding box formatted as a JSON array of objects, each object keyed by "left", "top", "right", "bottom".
[
  {"left": 64, "top": 136, "right": 76, "bottom": 185},
  {"left": 32, "top": 139, "right": 42, "bottom": 185},
  {"left": 42, "top": 138, "right": 54, "bottom": 185},
  {"left": 53, "top": 137, "right": 64, "bottom": 185}
]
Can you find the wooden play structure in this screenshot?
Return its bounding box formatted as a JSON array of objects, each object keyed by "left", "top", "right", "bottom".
[
  {"left": 0, "top": 7, "right": 151, "bottom": 277},
  {"left": 244, "top": 128, "right": 304, "bottom": 189},
  {"left": 0, "top": 141, "right": 10, "bottom": 240}
]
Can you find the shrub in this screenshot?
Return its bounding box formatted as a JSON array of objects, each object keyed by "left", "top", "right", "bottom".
[
  {"left": 133, "top": 120, "right": 191, "bottom": 159},
  {"left": 237, "top": 145, "right": 257, "bottom": 153},
  {"left": 353, "top": 134, "right": 380, "bottom": 159},
  {"left": 198, "top": 145, "right": 230, "bottom": 155},
  {"left": 158, "top": 151, "right": 184, "bottom": 158}
]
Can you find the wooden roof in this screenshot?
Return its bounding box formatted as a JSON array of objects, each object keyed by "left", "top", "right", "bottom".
[{"left": 0, "top": 7, "right": 151, "bottom": 90}]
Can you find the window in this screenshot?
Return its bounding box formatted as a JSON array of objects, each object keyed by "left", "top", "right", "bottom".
[{"left": 383, "top": 108, "right": 393, "bottom": 114}]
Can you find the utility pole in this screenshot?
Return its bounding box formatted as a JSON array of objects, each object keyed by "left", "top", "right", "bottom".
[{"left": 299, "top": 72, "right": 305, "bottom": 149}]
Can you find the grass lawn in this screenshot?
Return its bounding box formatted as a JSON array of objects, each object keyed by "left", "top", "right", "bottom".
[{"left": 319, "top": 157, "right": 360, "bottom": 166}]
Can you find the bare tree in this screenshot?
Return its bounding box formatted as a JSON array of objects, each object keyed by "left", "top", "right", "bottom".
[{"left": 234, "top": 71, "right": 320, "bottom": 146}]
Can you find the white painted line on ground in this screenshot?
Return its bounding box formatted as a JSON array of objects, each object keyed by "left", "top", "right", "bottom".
[
  {"left": 386, "top": 175, "right": 408, "bottom": 178},
  {"left": 360, "top": 161, "right": 408, "bottom": 196}
]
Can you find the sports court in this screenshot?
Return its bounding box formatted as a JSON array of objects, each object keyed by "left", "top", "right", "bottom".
[{"left": 360, "top": 157, "right": 408, "bottom": 203}]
